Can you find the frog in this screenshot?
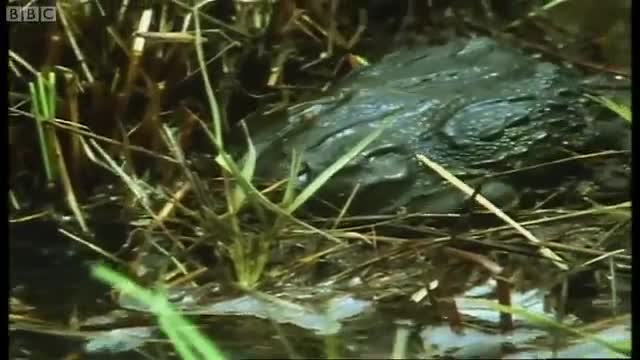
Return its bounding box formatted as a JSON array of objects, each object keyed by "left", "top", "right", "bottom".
[{"left": 246, "top": 37, "right": 630, "bottom": 215}]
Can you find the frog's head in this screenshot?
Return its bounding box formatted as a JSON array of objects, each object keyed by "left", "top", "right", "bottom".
[{"left": 292, "top": 140, "right": 417, "bottom": 214}]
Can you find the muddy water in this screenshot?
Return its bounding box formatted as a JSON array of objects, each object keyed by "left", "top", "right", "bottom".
[{"left": 10, "top": 217, "right": 631, "bottom": 359}]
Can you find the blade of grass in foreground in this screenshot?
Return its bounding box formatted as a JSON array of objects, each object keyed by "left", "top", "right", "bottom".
[{"left": 91, "top": 264, "right": 226, "bottom": 360}]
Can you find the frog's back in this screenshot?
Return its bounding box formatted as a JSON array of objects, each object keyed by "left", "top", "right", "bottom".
[{"left": 250, "top": 37, "right": 625, "bottom": 215}]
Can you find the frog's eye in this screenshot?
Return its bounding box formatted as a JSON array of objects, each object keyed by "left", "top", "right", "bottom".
[
  {"left": 296, "top": 163, "right": 311, "bottom": 185},
  {"left": 297, "top": 171, "right": 309, "bottom": 185}
]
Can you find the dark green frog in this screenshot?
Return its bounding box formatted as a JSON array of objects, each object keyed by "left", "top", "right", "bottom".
[{"left": 247, "top": 37, "right": 629, "bottom": 215}]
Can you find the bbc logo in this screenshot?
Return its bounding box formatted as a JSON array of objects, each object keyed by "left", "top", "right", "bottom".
[{"left": 7, "top": 6, "right": 56, "bottom": 22}]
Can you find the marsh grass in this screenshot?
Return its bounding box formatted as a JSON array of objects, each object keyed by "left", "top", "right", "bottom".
[
  {"left": 9, "top": 1, "right": 631, "bottom": 358},
  {"left": 29, "top": 72, "right": 58, "bottom": 186},
  {"left": 29, "top": 72, "right": 89, "bottom": 232},
  {"left": 188, "top": 4, "right": 397, "bottom": 287},
  {"left": 13, "top": 1, "right": 392, "bottom": 289}
]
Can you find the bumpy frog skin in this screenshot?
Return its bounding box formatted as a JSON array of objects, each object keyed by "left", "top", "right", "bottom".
[{"left": 248, "top": 37, "right": 627, "bottom": 215}]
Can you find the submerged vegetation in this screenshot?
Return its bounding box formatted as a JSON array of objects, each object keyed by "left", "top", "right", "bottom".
[{"left": 10, "top": 0, "right": 630, "bottom": 358}]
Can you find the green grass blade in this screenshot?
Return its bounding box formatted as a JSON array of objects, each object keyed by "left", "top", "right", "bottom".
[
  {"left": 216, "top": 123, "right": 257, "bottom": 213},
  {"left": 36, "top": 74, "right": 50, "bottom": 119},
  {"left": 281, "top": 149, "right": 303, "bottom": 206},
  {"left": 193, "top": 5, "right": 224, "bottom": 149},
  {"left": 586, "top": 94, "right": 631, "bottom": 123},
  {"left": 91, "top": 264, "right": 226, "bottom": 360},
  {"left": 214, "top": 151, "right": 346, "bottom": 244},
  {"left": 30, "top": 81, "right": 54, "bottom": 184},
  {"left": 159, "top": 315, "right": 201, "bottom": 360},
  {"left": 47, "top": 72, "right": 56, "bottom": 121},
  {"left": 541, "top": 0, "right": 571, "bottom": 11}
]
